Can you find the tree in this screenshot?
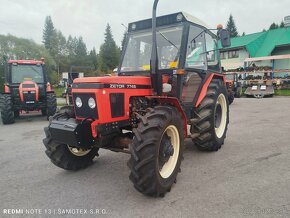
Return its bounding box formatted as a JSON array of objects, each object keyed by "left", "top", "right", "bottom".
[
  {"left": 121, "top": 31, "right": 128, "bottom": 53},
  {"left": 280, "top": 21, "right": 285, "bottom": 28},
  {"left": 89, "top": 48, "right": 98, "bottom": 70},
  {"left": 0, "top": 34, "right": 56, "bottom": 86},
  {"left": 242, "top": 32, "right": 246, "bottom": 36},
  {"left": 42, "top": 16, "right": 56, "bottom": 52},
  {"left": 98, "top": 24, "right": 120, "bottom": 73},
  {"left": 269, "top": 23, "right": 279, "bottom": 30},
  {"left": 226, "top": 14, "right": 239, "bottom": 38}
]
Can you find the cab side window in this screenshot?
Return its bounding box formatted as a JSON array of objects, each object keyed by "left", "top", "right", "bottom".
[
  {"left": 185, "top": 26, "right": 205, "bottom": 69},
  {"left": 205, "top": 33, "right": 218, "bottom": 65}
]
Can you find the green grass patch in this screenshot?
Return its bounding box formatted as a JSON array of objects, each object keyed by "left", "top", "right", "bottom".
[
  {"left": 274, "top": 89, "right": 290, "bottom": 96},
  {"left": 54, "top": 87, "right": 65, "bottom": 98}
]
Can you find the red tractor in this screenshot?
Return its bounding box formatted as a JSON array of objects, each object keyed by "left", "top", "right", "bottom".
[
  {"left": 225, "top": 73, "right": 242, "bottom": 104},
  {"left": 43, "top": 0, "right": 231, "bottom": 197},
  {"left": 0, "top": 59, "right": 57, "bottom": 124}
]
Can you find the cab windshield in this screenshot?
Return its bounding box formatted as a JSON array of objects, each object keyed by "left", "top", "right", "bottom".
[
  {"left": 120, "top": 25, "right": 183, "bottom": 72},
  {"left": 11, "top": 64, "right": 44, "bottom": 83}
]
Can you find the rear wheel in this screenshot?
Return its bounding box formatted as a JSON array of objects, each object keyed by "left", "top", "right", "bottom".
[
  {"left": 128, "top": 106, "right": 184, "bottom": 197},
  {"left": 0, "top": 94, "right": 15, "bottom": 124},
  {"left": 46, "top": 93, "right": 57, "bottom": 120},
  {"left": 191, "top": 79, "right": 229, "bottom": 151}
]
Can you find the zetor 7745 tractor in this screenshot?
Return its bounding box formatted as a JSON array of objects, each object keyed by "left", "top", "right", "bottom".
[
  {"left": 0, "top": 59, "right": 57, "bottom": 124},
  {"left": 43, "top": 0, "right": 231, "bottom": 197}
]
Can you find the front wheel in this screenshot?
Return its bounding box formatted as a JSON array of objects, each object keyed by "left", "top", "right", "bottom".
[
  {"left": 191, "top": 79, "right": 229, "bottom": 151},
  {"left": 0, "top": 94, "right": 15, "bottom": 124},
  {"left": 128, "top": 106, "right": 184, "bottom": 197},
  {"left": 43, "top": 132, "right": 98, "bottom": 170}
]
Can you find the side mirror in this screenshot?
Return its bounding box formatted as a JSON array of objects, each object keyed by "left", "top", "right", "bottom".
[{"left": 219, "top": 29, "right": 231, "bottom": 48}]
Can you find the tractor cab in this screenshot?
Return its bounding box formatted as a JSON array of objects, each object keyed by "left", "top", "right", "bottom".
[
  {"left": 120, "top": 12, "right": 221, "bottom": 75},
  {"left": 119, "top": 12, "right": 230, "bottom": 102}
]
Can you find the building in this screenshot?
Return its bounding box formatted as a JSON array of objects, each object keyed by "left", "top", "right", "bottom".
[{"left": 220, "top": 28, "right": 290, "bottom": 77}]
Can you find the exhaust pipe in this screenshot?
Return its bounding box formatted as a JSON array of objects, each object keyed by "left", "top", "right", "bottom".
[{"left": 150, "top": 0, "right": 162, "bottom": 96}]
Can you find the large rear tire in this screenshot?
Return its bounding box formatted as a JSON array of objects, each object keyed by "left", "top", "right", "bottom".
[
  {"left": 0, "top": 94, "right": 15, "bottom": 124},
  {"left": 46, "top": 93, "right": 57, "bottom": 120},
  {"left": 128, "top": 106, "right": 184, "bottom": 197},
  {"left": 191, "top": 79, "right": 229, "bottom": 151}
]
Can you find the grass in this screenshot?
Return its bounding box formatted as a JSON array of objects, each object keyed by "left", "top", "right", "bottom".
[
  {"left": 54, "top": 87, "right": 65, "bottom": 98},
  {"left": 274, "top": 89, "right": 290, "bottom": 96}
]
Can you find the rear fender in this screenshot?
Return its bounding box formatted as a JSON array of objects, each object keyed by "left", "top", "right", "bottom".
[
  {"left": 146, "top": 96, "right": 187, "bottom": 138},
  {"left": 195, "top": 73, "right": 225, "bottom": 107}
]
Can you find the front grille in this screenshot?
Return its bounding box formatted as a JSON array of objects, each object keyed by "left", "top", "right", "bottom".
[
  {"left": 73, "top": 93, "right": 98, "bottom": 119},
  {"left": 24, "top": 92, "right": 36, "bottom": 103},
  {"left": 22, "top": 84, "right": 35, "bottom": 88},
  {"left": 110, "top": 93, "right": 124, "bottom": 118}
]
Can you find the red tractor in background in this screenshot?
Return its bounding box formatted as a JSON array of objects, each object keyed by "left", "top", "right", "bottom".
[
  {"left": 43, "top": 0, "right": 231, "bottom": 197},
  {"left": 225, "top": 73, "right": 242, "bottom": 104},
  {"left": 0, "top": 59, "right": 57, "bottom": 124}
]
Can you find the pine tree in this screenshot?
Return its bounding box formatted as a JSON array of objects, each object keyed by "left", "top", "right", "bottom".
[
  {"left": 42, "top": 16, "right": 56, "bottom": 51},
  {"left": 89, "top": 48, "right": 98, "bottom": 70},
  {"left": 226, "top": 14, "right": 239, "bottom": 38},
  {"left": 98, "top": 24, "right": 120, "bottom": 72},
  {"left": 280, "top": 21, "right": 285, "bottom": 28},
  {"left": 269, "top": 23, "right": 279, "bottom": 30},
  {"left": 121, "top": 31, "right": 128, "bottom": 53}
]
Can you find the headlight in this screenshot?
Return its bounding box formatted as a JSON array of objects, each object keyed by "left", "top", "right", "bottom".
[
  {"left": 75, "top": 97, "right": 82, "bottom": 108},
  {"left": 88, "top": 97, "right": 96, "bottom": 109}
]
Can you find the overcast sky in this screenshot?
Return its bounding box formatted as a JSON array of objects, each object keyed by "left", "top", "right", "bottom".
[{"left": 0, "top": 0, "right": 289, "bottom": 51}]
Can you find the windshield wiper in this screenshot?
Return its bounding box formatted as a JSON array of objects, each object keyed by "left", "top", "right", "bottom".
[{"left": 157, "top": 30, "right": 179, "bottom": 50}]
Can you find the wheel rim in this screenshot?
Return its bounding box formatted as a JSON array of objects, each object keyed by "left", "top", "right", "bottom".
[
  {"left": 159, "top": 125, "right": 180, "bottom": 179},
  {"left": 67, "top": 145, "right": 91, "bottom": 156},
  {"left": 215, "top": 94, "right": 227, "bottom": 138}
]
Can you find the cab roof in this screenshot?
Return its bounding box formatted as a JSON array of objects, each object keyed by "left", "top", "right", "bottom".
[
  {"left": 128, "top": 12, "right": 210, "bottom": 32},
  {"left": 8, "top": 60, "right": 44, "bottom": 65}
]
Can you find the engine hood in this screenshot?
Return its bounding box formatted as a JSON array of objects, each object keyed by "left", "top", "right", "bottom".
[{"left": 73, "top": 76, "right": 151, "bottom": 86}]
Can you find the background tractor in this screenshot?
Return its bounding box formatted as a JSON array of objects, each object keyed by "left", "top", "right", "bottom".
[
  {"left": 0, "top": 59, "right": 56, "bottom": 124},
  {"left": 43, "top": 0, "right": 231, "bottom": 197},
  {"left": 225, "top": 72, "right": 242, "bottom": 104}
]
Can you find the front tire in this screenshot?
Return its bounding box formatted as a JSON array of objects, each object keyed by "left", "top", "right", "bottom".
[
  {"left": 0, "top": 94, "right": 15, "bottom": 124},
  {"left": 128, "top": 106, "right": 184, "bottom": 197},
  {"left": 43, "top": 107, "right": 98, "bottom": 170},
  {"left": 191, "top": 79, "right": 229, "bottom": 151}
]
